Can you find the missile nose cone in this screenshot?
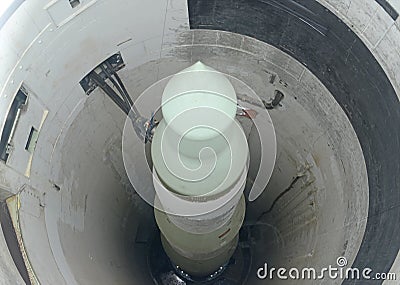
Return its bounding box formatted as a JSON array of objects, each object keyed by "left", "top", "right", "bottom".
[{"left": 161, "top": 61, "right": 237, "bottom": 141}]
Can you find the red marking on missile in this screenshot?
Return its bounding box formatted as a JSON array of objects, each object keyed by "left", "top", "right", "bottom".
[{"left": 218, "top": 228, "right": 231, "bottom": 239}]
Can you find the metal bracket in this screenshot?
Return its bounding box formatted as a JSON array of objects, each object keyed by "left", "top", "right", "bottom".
[
  {"left": 79, "top": 53, "right": 157, "bottom": 143},
  {"left": 79, "top": 53, "right": 125, "bottom": 96},
  {"left": 263, "top": 90, "right": 284, "bottom": 109}
]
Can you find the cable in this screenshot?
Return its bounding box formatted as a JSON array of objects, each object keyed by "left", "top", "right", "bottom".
[{"left": 255, "top": 170, "right": 308, "bottom": 223}]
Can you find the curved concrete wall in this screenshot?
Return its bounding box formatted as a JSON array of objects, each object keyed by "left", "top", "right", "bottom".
[
  {"left": 187, "top": 1, "right": 400, "bottom": 284},
  {"left": 315, "top": 2, "right": 400, "bottom": 281},
  {"left": 0, "top": 0, "right": 398, "bottom": 284}
]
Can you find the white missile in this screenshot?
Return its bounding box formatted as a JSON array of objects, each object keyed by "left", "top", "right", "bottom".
[{"left": 151, "top": 61, "right": 249, "bottom": 277}]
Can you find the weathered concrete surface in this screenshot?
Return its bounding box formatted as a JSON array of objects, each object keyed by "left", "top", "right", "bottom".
[
  {"left": 188, "top": 1, "right": 400, "bottom": 284},
  {"left": 0, "top": 213, "right": 25, "bottom": 285},
  {"left": 0, "top": 0, "right": 398, "bottom": 284}
]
